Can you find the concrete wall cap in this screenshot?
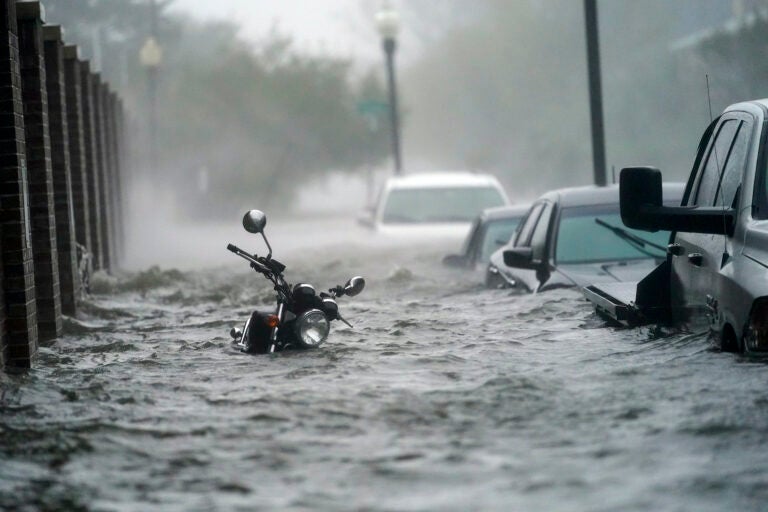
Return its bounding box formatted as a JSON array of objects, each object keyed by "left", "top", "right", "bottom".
[
  {"left": 42, "top": 25, "right": 63, "bottom": 41},
  {"left": 63, "top": 45, "right": 80, "bottom": 60},
  {"left": 16, "top": 2, "right": 46, "bottom": 22}
]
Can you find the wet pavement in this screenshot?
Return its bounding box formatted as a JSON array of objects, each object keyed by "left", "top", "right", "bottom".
[{"left": 1, "top": 217, "right": 768, "bottom": 511}]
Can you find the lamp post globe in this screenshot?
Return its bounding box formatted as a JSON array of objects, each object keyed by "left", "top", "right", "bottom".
[
  {"left": 139, "top": 36, "right": 163, "bottom": 69},
  {"left": 375, "top": 1, "right": 400, "bottom": 40},
  {"left": 376, "top": 1, "right": 403, "bottom": 175},
  {"left": 140, "top": 36, "right": 162, "bottom": 176}
]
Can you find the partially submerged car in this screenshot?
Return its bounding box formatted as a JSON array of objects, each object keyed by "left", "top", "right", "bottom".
[
  {"left": 486, "top": 183, "right": 684, "bottom": 291},
  {"left": 359, "top": 172, "right": 509, "bottom": 240},
  {"left": 442, "top": 204, "right": 529, "bottom": 272},
  {"left": 583, "top": 100, "right": 768, "bottom": 354}
]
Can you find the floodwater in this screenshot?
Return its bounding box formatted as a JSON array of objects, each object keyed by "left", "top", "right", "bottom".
[{"left": 2, "top": 216, "right": 768, "bottom": 512}]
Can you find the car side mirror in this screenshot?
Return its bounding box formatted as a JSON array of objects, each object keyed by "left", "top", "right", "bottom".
[
  {"left": 620, "top": 167, "right": 735, "bottom": 236},
  {"left": 442, "top": 254, "right": 467, "bottom": 268},
  {"left": 503, "top": 247, "right": 538, "bottom": 270}
]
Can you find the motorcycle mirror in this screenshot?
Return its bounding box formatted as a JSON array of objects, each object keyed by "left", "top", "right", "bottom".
[
  {"left": 243, "top": 210, "right": 267, "bottom": 234},
  {"left": 343, "top": 276, "right": 365, "bottom": 297}
]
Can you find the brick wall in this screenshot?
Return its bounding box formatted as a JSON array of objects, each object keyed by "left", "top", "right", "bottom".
[
  {"left": 63, "top": 45, "right": 91, "bottom": 259},
  {"left": 106, "top": 91, "right": 122, "bottom": 266},
  {"left": 17, "top": 2, "right": 62, "bottom": 342},
  {"left": 79, "top": 60, "right": 103, "bottom": 271},
  {"left": 0, "top": 0, "right": 38, "bottom": 368},
  {"left": 92, "top": 75, "right": 112, "bottom": 271},
  {"left": 43, "top": 25, "right": 78, "bottom": 316}
]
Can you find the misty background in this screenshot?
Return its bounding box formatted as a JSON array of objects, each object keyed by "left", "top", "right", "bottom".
[{"left": 44, "top": 0, "right": 768, "bottom": 261}]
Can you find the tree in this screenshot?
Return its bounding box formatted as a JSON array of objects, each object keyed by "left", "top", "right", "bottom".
[{"left": 45, "top": 1, "right": 390, "bottom": 218}]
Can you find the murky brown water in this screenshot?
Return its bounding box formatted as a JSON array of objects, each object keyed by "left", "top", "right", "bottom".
[{"left": 2, "top": 217, "right": 768, "bottom": 511}]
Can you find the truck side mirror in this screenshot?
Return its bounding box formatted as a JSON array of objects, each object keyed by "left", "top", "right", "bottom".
[
  {"left": 503, "top": 247, "right": 538, "bottom": 269},
  {"left": 620, "top": 167, "right": 735, "bottom": 236}
]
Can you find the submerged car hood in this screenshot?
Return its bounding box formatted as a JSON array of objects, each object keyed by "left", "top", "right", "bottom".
[{"left": 557, "top": 259, "right": 662, "bottom": 287}]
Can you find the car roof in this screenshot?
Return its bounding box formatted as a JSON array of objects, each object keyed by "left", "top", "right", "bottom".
[
  {"left": 480, "top": 204, "right": 531, "bottom": 221},
  {"left": 384, "top": 171, "right": 503, "bottom": 189},
  {"left": 729, "top": 99, "right": 768, "bottom": 114},
  {"left": 537, "top": 183, "right": 686, "bottom": 208}
]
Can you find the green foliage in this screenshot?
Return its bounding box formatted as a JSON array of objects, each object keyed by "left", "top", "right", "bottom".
[
  {"left": 45, "top": 1, "right": 389, "bottom": 218},
  {"left": 156, "top": 24, "right": 388, "bottom": 215}
]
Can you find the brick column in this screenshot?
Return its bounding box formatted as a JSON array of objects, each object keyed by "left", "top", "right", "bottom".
[
  {"left": 114, "top": 97, "right": 126, "bottom": 262},
  {"left": 79, "top": 61, "right": 103, "bottom": 270},
  {"left": 63, "top": 46, "right": 90, "bottom": 261},
  {"left": 43, "top": 25, "right": 78, "bottom": 316},
  {"left": 0, "top": 0, "right": 37, "bottom": 368},
  {"left": 17, "top": 2, "right": 61, "bottom": 343},
  {"left": 106, "top": 91, "right": 122, "bottom": 266},
  {"left": 92, "top": 75, "right": 112, "bottom": 271}
]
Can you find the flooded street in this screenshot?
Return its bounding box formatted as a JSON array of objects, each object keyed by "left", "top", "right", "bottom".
[{"left": 2, "top": 216, "right": 768, "bottom": 512}]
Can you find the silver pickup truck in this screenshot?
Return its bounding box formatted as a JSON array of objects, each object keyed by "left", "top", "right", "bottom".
[{"left": 583, "top": 99, "right": 768, "bottom": 354}]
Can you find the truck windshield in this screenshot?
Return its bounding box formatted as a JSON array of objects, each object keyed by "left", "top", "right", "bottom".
[
  {"left": 556, "top": 205, "right": 670, "bottom": 264},
  {"left": 382, "top": 187, "right": 506, "bottom": 224}
]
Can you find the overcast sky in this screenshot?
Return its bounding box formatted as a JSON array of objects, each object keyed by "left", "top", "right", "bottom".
[{"left": 169, "top": 0, "right": 387, "bottom": 63}]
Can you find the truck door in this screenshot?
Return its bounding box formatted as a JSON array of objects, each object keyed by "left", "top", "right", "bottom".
[{"left": 670, "top": 114, "right": 752, "bottom": 328}]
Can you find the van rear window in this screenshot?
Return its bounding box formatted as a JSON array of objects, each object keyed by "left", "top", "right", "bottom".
[{"left": 382, "top": 187, "right": 506, "bottom": 223}]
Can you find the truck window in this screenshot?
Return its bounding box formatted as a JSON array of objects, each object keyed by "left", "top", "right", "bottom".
[
  {"left": 515, "top": 203, "right": 544, "bottom": 247},
  {"left": 693, "top": 119, "right": 739, "bottom": 206},
  {"left": 530, "top": 203, "right": 553, "bottom": 262},
  {"left": 715, "top": 120, "right": 750, "bottom": 209}
]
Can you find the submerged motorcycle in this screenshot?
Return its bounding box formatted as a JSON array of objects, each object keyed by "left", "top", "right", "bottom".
[{"left": 227, "top": 210, "right": 365, "bottom": 354}]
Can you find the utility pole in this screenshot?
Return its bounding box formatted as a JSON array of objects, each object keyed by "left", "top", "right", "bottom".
[{"left": 584, "top": 0, "right": 607, "bottom": 187}]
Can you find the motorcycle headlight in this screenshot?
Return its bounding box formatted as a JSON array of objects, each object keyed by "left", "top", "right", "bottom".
[{"left": 294, "top": 309, "right": 330, "bottom": 348}]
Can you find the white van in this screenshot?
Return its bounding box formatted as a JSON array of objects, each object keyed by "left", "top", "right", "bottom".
[{"left": 361, "top": 172, "right": 509, "bottom": 240}]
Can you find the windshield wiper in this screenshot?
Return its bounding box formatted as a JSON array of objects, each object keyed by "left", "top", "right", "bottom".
[
  {"left": 594, "top": 218, "right": 667, "bottom": 259},
  {"left": 383, "top": 214, "right": 418, "bottom": 223},
  {"left": 425, "top": 215, "right": 470, "bottom": 222}
]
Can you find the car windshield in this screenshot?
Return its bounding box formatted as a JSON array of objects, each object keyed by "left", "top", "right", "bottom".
[
  {"left": 556, "top": 205, "right": 670, "bottom": 264},
  {"left": 382, "top": 187, "right": 506, "bottom": 224},
  {"left": 479, "top": 217, "right": 521, "bottom": 263}
]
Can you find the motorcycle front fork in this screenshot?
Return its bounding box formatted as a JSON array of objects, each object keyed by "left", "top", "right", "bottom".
[{"left": 267, "top": 301, "right": 285, "bottom": 353}]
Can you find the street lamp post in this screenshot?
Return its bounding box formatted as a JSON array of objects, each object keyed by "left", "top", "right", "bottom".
[
  {"left": 140, "top": 0, "right": 162, "bottom": 176},
  {"left": 139, "top": 36, "right": 162, "bottom": 175},
  {"left": 376, "top": 1, "right": 403, "bottom": 175}
]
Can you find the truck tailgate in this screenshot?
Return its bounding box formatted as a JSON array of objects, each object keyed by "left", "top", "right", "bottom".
[{"left": 583, "top": 282, "right": 643, "bottom": 326}]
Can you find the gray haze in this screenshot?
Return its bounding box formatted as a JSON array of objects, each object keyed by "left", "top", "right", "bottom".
[
  {"left": 400, "top": 0, "right": 759, "bottom": 201},
  {"left": 43, "top": 0, "right": 768, "bottom": 267}
]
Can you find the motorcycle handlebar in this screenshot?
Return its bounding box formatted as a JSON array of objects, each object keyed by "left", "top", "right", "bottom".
[{"left": 227, "top": 242, "right": 271, "bottom": 274}]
